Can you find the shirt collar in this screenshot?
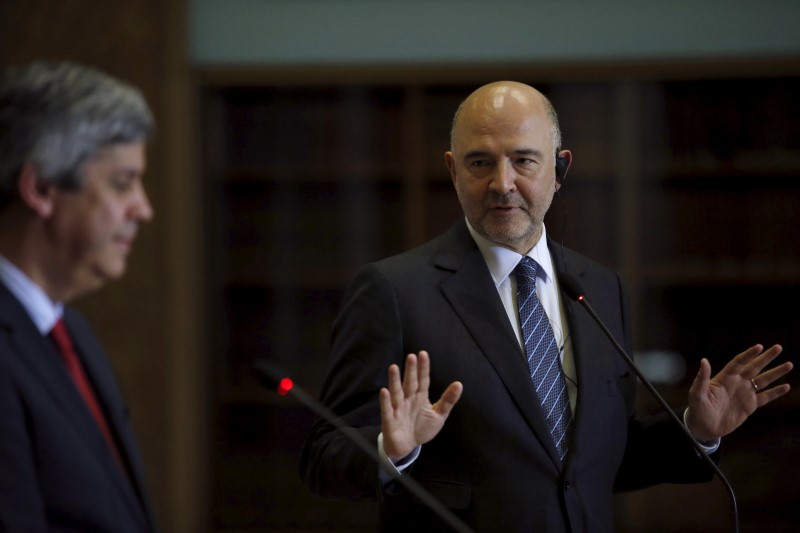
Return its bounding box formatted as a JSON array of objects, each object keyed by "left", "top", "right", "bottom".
[
  {"left": 0, "top": 255, "right": 63, "bottom": 334},
  {"left": 464, "top": 219, "right": 555, "bottom": 286}
]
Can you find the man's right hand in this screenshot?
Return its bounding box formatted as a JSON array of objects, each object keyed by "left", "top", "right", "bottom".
[{"left": 379, "top": 351, "right": 463, "bottom": 462}]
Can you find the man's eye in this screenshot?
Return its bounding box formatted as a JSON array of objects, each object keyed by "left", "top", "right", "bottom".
[
  {"left": 468, "top": 160, "right": 488, "bottom": 168},
  {"left": 111, "top": 177, "right": 134, "bottom": 192}
]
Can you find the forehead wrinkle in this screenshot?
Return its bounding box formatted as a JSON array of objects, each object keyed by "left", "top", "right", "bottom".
[{"left": 462, "top": 148, "right": 544, "bottom": 163}]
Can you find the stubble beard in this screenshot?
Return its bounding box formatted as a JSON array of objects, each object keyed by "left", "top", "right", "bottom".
[
  {"left": 476, "top": 212, "right": 538, "bottom": 250},
  {"left": 459, "top": 191, "right": 547, "bottom": 251}
]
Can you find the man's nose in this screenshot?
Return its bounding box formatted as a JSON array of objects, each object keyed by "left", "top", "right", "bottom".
[
  {"left": 133, "top": 184, "right": 154, "bottom": 222},
  {"left": 490, "top": 160, "right": 516, "bottom": 194}
]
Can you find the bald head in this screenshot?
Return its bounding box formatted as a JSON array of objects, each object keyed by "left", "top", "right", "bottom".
[{"left": 450, "top": 81, "right": 561, "bottom": 155}]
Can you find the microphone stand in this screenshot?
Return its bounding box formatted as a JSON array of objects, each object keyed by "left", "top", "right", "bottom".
[
  {"left": 560, "top": 274, "right": 739, "bottom": 533},
  {"left": 252, "top": 359, "right": 475, "bottom": 533}
]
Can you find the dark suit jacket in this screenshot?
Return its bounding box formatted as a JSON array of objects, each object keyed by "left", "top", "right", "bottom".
[
  {"left": 300, "top": 220, "right": 717, "bottom": 533},
  {"left": 0, "top": 282, "right": 156, "bottom": 532}
]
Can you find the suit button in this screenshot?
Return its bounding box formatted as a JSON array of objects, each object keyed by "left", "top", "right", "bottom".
[{"left": 564, "top": 481, "right": 572, "bottom": 490}]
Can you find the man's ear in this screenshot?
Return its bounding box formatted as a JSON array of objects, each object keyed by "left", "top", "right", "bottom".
[
  {"left": 17, "top": 164, "right": 56, "bottom": 218},
  {"left": 555, "top": 149, "right": 573, "bottom": 191},
  {"left": 444, "top": 151, "right": 457, "bottom": 188}
]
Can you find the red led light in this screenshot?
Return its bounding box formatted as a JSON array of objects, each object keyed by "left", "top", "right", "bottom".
[{"left": 277, "top": 377, "right": 294, "bottom": 396}]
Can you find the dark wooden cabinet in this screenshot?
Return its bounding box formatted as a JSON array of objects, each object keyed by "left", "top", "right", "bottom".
[{"left": 200, "top": 68, "right": 800, "bottom": 532}]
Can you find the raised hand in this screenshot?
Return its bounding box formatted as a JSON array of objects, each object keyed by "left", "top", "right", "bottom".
[
  {"left": 379, "top": 351, "right": 463, "bottom": 461},
  {"left": 685, "top": 344, "right": 793, "bottom": 442}
]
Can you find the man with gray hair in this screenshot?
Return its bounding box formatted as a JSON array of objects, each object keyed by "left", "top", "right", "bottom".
[{"left": 0, "top": 61, "right": 157, "bottom": 532}]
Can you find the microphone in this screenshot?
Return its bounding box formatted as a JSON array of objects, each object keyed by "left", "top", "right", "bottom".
[
  {"left": 252, "top": 359, "right": 475, "bottom": 533},
  {"left": 558, "top": 273, "right": 739, "bottom": 533}
]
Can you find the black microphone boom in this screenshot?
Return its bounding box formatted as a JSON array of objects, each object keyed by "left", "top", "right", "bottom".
[
  {"left": 558, "top": 273, "right": 739, "bottom": 533},
  {"left": 252, "top": 359, "right": 475, "bottom": 533}
]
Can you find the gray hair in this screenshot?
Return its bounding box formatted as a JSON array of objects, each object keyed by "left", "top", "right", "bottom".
[
  {"left": 0, "top": 61, "right": 154, "bottom": 208},
  {"left": 449, "top": 90, "right": 562, "bottom": 154}
]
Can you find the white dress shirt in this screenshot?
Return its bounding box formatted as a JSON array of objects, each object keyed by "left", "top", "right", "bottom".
[{"left": 0, "top": 255, "right": 62, "bottom": 334}]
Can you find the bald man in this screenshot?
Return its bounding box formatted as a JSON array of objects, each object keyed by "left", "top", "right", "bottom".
[{"left": 299, "top": 81, "right": 792, "bottom": 532}]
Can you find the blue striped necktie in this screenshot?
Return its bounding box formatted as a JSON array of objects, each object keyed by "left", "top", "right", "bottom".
[{"left": 515, "top": 257, "right": 572, "bottom": 460}]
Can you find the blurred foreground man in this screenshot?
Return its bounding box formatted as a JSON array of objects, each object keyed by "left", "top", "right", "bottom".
[{"left": 0, "top": 61, "right": 157, "bottom": 532}]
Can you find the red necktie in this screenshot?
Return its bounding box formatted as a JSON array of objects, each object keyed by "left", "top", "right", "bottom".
[{"left": 49, "top": 318, "right": 125, "bottom": 469}]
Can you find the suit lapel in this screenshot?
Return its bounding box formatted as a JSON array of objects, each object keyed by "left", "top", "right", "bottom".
[
  {"left": 550, "top": 242, "right": 623, "bottom": 467},
  {"left": 0, "top": 287, "right": 110, "bottom": 461},
  {"left": 435, "top": 223, "right": 565, "bottom": 466},
  {"left": 0, "top": 285, "right": 151, "bottom": 531},
  {"left": 63, "top": 310, "right": 154, "bottom": 531}
]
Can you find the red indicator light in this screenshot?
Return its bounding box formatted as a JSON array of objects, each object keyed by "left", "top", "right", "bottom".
[{"left": 277, "top": 377, "right": 294, "bottom": 395}]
